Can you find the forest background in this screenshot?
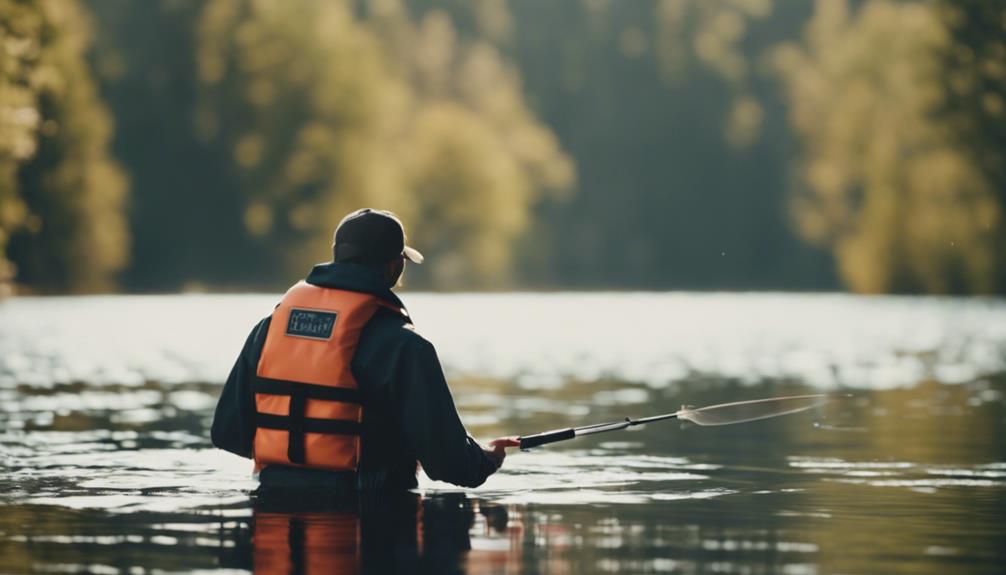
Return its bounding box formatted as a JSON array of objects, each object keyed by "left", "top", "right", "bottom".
[{"left": 1, "top": 0, "right": 1003, "bottom": 294}]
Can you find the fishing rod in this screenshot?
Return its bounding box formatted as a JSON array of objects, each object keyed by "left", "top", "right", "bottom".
[{"left": 517, "top": 394, "right": 832, "bottom": 450}]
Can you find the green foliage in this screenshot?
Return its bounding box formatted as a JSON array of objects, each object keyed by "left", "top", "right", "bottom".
[
  {"left": 0, "top": 0, "right": 128, "bottom": 293},
  {"left": 500, "top": 0, "right": 834, "bottom": 289},
  {"left": 194, "top": 0, "right": 573, "bottom": 287},
  {"left": 0, "top": 0, "right": 43, "bottom": 293},
  {"left": 774, "top": 0, "right": 1003, "bottom": 294},
  {"left": 937, "top": 0, "right": 1006, "bottom": 291},
  {"left": 3, "top": 0, "right": 1003, "bottom": 294},
  {"left": 655, "top": 0, "right": 775, "bottom": 148},
  {"left": 195, "top": 0, "right": 404, "bottom": 277}
]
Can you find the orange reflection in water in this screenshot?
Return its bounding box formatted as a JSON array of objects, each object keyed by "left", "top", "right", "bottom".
[
  {"left": 254, "top": 511, "right": 360, "bottom": 575},
  {"left": 249, "top": 491, "right": 516, "bottom": 574}
]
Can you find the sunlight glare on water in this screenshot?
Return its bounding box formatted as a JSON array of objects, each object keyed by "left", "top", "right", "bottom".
[{"left": 1, "top": 293, "right": 1003, "bottom": 389}]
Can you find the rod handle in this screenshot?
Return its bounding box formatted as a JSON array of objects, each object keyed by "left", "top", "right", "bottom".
[{"left": 519, "top": 428, "right": 576, "bottom": 450}]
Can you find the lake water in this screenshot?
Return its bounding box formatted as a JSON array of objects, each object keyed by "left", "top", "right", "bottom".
[{"left": 1, "top": 293, "right": 1004, "bottom": 574}]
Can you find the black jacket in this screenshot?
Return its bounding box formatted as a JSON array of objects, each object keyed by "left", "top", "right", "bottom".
[{"left": 210, "top": 262, "right": 499, "bottom": 489}]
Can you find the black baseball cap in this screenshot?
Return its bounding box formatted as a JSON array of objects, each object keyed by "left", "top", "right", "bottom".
[{"left": 332, "top": 208, "right": 424, "bottom": 265}]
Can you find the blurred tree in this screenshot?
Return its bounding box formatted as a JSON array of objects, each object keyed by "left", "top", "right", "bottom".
[
  {"left": 655, "top": 0, "right": 774, "bottom": 148},
  {"left": 195, "top": 0, "right": 406, "bottom": 281},
  {"left": 193, "top": 0, "right": 572, "bottom": 288},
  {"left": 86, "top": 0, "right": 253, "bottom": 291},
  {"left": 774, "top": 0, "right": 1003, "bottom": 294},
  {"left": 0, "top": 0, "right": 39, "bottom": 294},
  {"left": 0, "top": 0, "right": 128, "bottom": 294},
  {"left": 368, "top": 2, "right": 575, "bottom": 286},
  {"left": 68, "top": 0, "right": 1001, "bottom": 293},
  {"left": 937, "top": 0, "right": 1006, "bottom": 292},
  {"left": 499, "top": 0, "right": 835, "bottom": 289}
]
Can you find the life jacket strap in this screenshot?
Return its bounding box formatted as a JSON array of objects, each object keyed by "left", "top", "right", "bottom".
[
  {"left": 252, "top": 377, "right": 363, "bottom": 464},
  {"left": 288, "top": 387, "right": 307, "bottom": 464},
  {"left": 252, "top": 377, "right": 362, "bottom": 404},
  {"left": 253, "top": 413, "right": 362, "bottom": 436}
]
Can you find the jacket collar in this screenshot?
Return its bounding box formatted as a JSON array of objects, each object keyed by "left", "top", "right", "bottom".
[{"left": 304, "top": 261, "right": 409, "bottom": 313}]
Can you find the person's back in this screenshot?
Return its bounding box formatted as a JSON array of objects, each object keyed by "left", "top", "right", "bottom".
[{"left": 211, "top": 208, "right": 516, "bottom": 491}]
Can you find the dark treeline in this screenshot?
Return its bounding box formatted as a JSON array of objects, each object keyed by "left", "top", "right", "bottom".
[
  {"left": 0, "top": 0, "right": 128, "bottom": 293},
  {"left": 504, "top": 0, "right": 833, "bottom": 290},
  {"left": 0, "top": 0, "right": 1003, "bottom": 294}
]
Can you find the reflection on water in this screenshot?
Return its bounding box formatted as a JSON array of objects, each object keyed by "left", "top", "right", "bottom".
[{"left": 1, "top": 294, "right": 1005, "bottom": 573}]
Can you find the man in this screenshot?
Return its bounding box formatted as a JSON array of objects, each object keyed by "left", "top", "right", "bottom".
[{"left": 211, "top": 208, "right": 518, "bottom": 491}]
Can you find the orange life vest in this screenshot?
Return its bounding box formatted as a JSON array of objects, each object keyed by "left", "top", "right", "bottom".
[{"left": 253, "top": 281, "right": 405, "bottom": 471}]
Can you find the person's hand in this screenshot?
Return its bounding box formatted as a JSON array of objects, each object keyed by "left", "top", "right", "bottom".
[{"left": 485, "top": 437, "right": 521, "bottom": 469}]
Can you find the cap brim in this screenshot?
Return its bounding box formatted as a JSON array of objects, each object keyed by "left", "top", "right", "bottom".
[{"left": 404, "top": 245, "right": 424, "bottom": 264}]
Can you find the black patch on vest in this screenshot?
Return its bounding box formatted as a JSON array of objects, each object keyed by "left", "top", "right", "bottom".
[{"left": 286, "top": 308, "right": 338, "bottom": 340}]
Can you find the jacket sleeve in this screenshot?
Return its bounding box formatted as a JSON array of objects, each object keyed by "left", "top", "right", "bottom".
[
  {"left": 211, "top": 317, "right": 271, "bottom": 458},
  {"left": 394, "top": 337, "right": 498, "bottom": 488}
]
